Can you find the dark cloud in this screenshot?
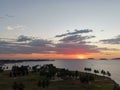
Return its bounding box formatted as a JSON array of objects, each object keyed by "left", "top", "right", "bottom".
[
  {"left": 0, "top": 41, "right": 10, "bottom": 45},
  {"left": 0, "top": 39, "right": 53, "bottom": 54},
  {"left": 55, "top": 29, "right": 93, "bottom": 37},
  {"left": 98, "top": 47, "right": 120, "bottom": 51},
  {"left": 100, "top": 35, "right": 120, "bottom": 44},
  {"left": 17, "top": 35, "right": 33, "bottom": 42},
  {"left": 29, "top": 39, "right": 52, "bottom": 47},
  {"left": 5, "top": 14, "right": 14, "bottom": 18},
  {"left": 0, "top": 35, "right": 55, "bottom": 54},
  {"left": 0, "top": 31, "right": 118, "bottom": 55},
  {"left": 53, "top": 43, "right": 99, "bottom": 54},
  {"left": 0, "top": 35, "right": 98, "bottom": 54},
  {"left": 59, "top": 35, "right": 95, "bottom": 43}
]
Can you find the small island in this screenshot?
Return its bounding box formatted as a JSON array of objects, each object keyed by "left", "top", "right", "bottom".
[
  {"left": 0, "top": 64, "right": 119, "bottom": 90},
  {"left": 87, "top": 58, "right": 95, "bottom": 60},
  {"left": 112, "top": 58, "right": 120, "bottom": 60},
  {"left": 100, "top": 58, "right": 108, "bottom": 60}
]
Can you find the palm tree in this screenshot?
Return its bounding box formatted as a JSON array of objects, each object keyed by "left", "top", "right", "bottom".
[
  {"left": 107, "top": 71, "right": 111, "bottom": 77},
  {"left": 94, "top": 69, "right": 99, "bottom": 74},
  {"left": 101, "top": 70, "right": 106, "bottom": 76}
]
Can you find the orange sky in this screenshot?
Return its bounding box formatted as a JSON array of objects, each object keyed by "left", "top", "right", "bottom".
[{"left": 0, "top": 52, "right": 120, "bottom": 60}]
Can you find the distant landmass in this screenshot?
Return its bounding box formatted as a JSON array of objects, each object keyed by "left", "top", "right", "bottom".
[
  {"left": 87, "top": 58, "right": 95, "bottom": 60},
  {"left": 0, "top": 59, "right": 54, "bottom": 65},
  {"left": 99, "top": 58, "right": 108, "bottom": 60},
  {"left": 112, "top": 58, "right": 120, "bottom": 60}
]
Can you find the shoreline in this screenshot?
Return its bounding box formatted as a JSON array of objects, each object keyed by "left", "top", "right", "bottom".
[
  {"left": 1, "top": 60, "right": 120, "bottom": 87},
  {"left": 0, "top": 64, "right": 118, "bottom": 90}
]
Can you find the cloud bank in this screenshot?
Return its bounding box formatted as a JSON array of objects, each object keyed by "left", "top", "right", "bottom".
[
  {"left": 0, "top": 29, "right": 119, "bottom": 55},
  {"left": 17, "top": 35, "right": 33, "bottom": 42},
  {"left": 100, "top": 35, "right": 120, "bottom": 44}
]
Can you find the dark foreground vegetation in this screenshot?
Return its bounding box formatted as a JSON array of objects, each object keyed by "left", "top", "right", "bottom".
[{"left": 0, "top": 64, "right": 119, "bottom": 90}]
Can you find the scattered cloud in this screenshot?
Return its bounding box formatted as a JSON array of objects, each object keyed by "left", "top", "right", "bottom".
[
  {"left": 5, "top": 25, "right": 26, "bottom": 30},
  {"left": 29, "top": 39, "right": 52, "bottom": 47},
  {"left": 98, "top": 47, "right": 120, "bottom": 51},
  {"left": 59, "top": 35, "right": 95, "bottom": 43},
  {"left": 0, "top": 29, "right": 119, "bottom": 55},
  {"left": 17, "top": 35, "right": 33, "bottom": 42},
  {"left": 100, "top": 35, "right": 120, "bottom": 44},
  {"left": 0, "top": 14, "right": 14, "bottom": 20},
  {"left": 0, "top": 34, "right": 96, "bottom": 54},
  {"left": 0, "top": 36, "right": 100, "bottom": 54},
  {"left": 0, "top": 39, "right": 53, "bottom": 54},
  {"left": 5, "top": 14, "right": 14, "bottom": 18},
  {"left": 55, "top": 29, "right": 93, "bottom": 37}
]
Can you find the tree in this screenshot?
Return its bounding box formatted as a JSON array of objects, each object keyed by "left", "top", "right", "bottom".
[
  {"left": 46, "top": 79, "right": 50, "bottom": 87},
  {"left": 107, "top": 71, "right": 111, "bottom": 77},
  {"left": 0, "top": 67, "right": 3, "bottom": 72},
  {"left": 101, "top": 70, "right": 106, "bottom": 76},
  {"left": 42, "top": 80, "right": 46, "bottom": 88},
  {"left": 12, "top": 82, "right": 18, "bottom": 90},
  {"left": 37, "top": 80, "right": 42, "bottom": 87},
  {"left": 79, "top": 73, "right": 94, "bottom": 84},
  {"left": 18, "top": 83, "right": 25, "bottom": 90},
  {"left": 12, "top": 82, "right": 25, "bottom": 90},
  {"left": 75, "top": 71, "right": 79, "bottom": 79},
  {"left": 113, "top": 83, "right": 120, "bottom": 90}
]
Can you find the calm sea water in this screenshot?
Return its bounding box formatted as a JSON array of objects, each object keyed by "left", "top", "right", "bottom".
[{"left": 3, "top": 60, "right": 120, "bottom": 85}]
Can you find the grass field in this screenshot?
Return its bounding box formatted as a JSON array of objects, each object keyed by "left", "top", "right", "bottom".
[{"left": 0, "top": 71, "right": 115, "bottom": 90}]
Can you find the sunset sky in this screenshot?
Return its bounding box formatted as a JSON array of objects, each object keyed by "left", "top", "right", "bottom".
[{"left": 0, "top": 0, "right": 120, "bottom": 59}]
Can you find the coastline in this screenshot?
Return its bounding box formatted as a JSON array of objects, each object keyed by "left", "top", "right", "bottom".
[{"left": 0, "top": 64, "right": 117, "bottom": 90}]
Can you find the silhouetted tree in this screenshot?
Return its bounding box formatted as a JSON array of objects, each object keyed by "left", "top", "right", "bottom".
[
  {"left": 37, "top": 80, "right": 42, "bottom": 87},
  {"left": 94, "top": 69, "right": 99, "bottom": 74},
  {"left": 46, "top": 79, "right": 50, "bottom": 87},
  {"left": 107, "top": 71, "right": 111, "bottom": 77},
  {"left": 101, "top": 70, "right": 106, "bottom": 76},
  {"left": 75, "top": 71, "right": 79, "bottom": 79},
  {"left": 79, "top": 73, "right": 94, "bottom": 84},
  {"left": 9, "top": 72, "right": 12, "bottom": 77},
  {"left": 42, "top": 80, "right": 45, "bottom": 88},
  {"left": 12, "top": 82, "right": 18, "bottom": 90},
  {"left": 84, "top": 67, "right": 92, "bottom": 72},
  {"left": 113, "top": 83, "right": 120, "bottom": 90},
  {"left": 0, "top": 67, "right": 3, "bottom": 72},
  {"left": 12, "top": 82, "right": 25, "bottom": 90},
  {"left": 39, "top": 64, "right": 56, "bottom": 79},
  {"left": 18, "top": 83, "right": 25, "bottom": 90},
  {"left": 10, "top": 65, "right": 29, "bottom": 77}
]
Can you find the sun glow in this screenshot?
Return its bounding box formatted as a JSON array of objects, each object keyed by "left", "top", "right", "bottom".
[{"left": 76, "top": 55, "right": 86, "bottom": 59}]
